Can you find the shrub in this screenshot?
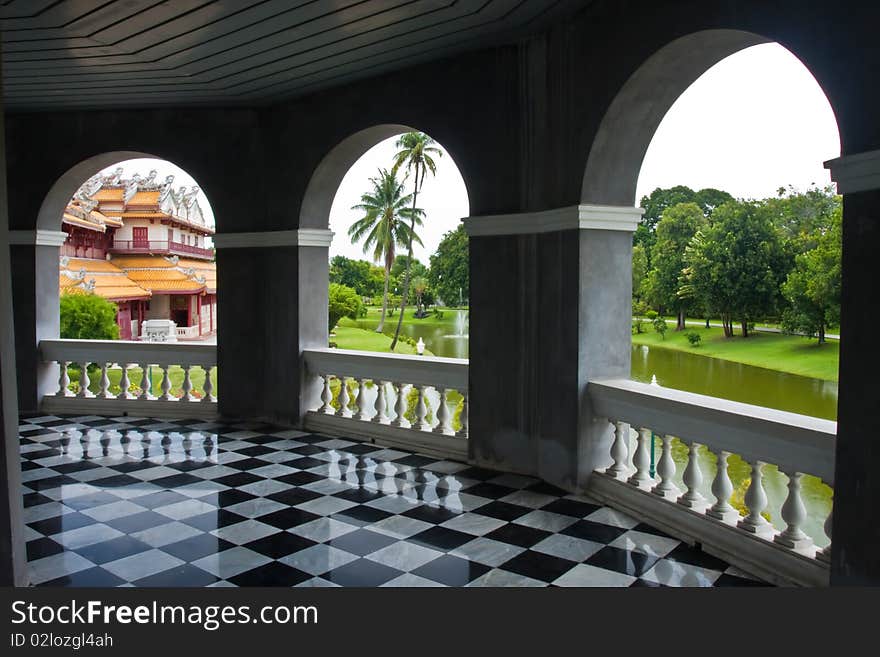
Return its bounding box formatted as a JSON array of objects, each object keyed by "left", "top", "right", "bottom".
[
  {"left": 645, "top": 310, "right": 658, "bottom": 321},
  {"left": 632, "top": 318, "right": 646, "bottom": 334},
  {"left": 652, "top": 316, "right": 668, "bottom": 339},
  {"left": 685, "top": 331, "right": 702, "bottom": 347},
  {"left": 60, "top": 291, "right": 120, "bottom": 340},
  {"left": 328, "top": 283, "right": 363, "bottom": 332}
]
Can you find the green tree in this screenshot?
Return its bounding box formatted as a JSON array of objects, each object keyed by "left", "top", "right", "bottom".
[
  {"left": 644, "top": 202, "right": 706, "bottom": 330},
  {"left": 411, "top": 276, "right": 429, "bottom": 317},
  {"left": 390, "top": 255, "right": 428, "bottom": 281},
  {"left": 683, "top": 200, "right": 786, "bottom": 338},
  {"left": 631, "top": 243, "right": 647, "bottom": 301},
  {"left": 329, "top": 256, "right": 382, "bottom": 298},
  {"left": 328, "top": 283, "right": 363, "bottom": 332},
  {"left": 429, "top": 224, "right": 469, "bottom": 307},
  {"left": 389, "top": 131, "right": 442, "bottom": 350},
  {"left": 59, "top": 291, "right": 120, "bottom": 340},
  {"left": 781, "top": 207, "right": 841, "bottom": 344},
  {"left": 348, "top": 168, "right": 423, "bottom": 332}
]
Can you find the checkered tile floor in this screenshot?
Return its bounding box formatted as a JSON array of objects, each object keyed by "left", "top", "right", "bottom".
[{"left": 18, "top": 415, "right": 768, "bottom": 587}]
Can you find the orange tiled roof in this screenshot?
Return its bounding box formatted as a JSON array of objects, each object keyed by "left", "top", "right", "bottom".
[
  {"left": 92, "top": 188, "right": 124, "bottom": 201},
  {"left": 129, "top": 190, "right": 160, "bottom": 205},
  {"left": 62, "top": 212, "right": 105, "bottom": 232},
  {"left": 59, "top": 258, "right": 151, "bottom": 301}
]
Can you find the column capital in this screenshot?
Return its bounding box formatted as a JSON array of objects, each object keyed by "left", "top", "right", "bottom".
[
  {"left": 462, "top": 204, "right": 644, "bottom": 237},
  {"left": 8, "top": 229, "right": 67, "bottom": 247},
  {"left": 213, "top": 228, "right": 334, "bottom": 249},
  {"left": 825, "top": 149, "right": 880, "bottom": 194}
]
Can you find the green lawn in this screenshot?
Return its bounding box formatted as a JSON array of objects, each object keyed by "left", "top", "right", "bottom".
[
  {"left": 632, "top": 325, "right": 840, "bottom": 381},
  {"left": 331, "top": 325, "right": 433, "bottom": 355}
]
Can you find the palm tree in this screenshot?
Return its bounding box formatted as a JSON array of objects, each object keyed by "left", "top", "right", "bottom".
[
  {"left": 389, "top": 131, "right": 442, "bottom": 350},
  {"left": 412, "top": 276, "right": 429, "bottom": 317},
  {"left": 348, "top": 168, "right": 424, "bottom": 332}
]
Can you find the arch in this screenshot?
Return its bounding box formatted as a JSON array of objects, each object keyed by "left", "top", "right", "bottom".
[
  {"left": 37, "top": 151, "right": 159, "bottom": 230},
  {"left": 578, "top": 29, "right": 840, "bottom": 206},
  {"left": 299, "top": 124, "right": 472, "bottom": 230}
]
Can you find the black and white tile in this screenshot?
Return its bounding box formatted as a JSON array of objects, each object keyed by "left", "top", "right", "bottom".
[{"left": 18, "top": 414, "right": 769, "bottom": 587}]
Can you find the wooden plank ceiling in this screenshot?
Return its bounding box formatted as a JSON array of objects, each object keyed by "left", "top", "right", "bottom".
[{"left": 0, "top": 0, "right": 584, "bottom": 111}]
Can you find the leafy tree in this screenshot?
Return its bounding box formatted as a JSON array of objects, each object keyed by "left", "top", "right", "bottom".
[
  {"left": 762, "top": 185, "right": 840, "bottom": 255},
  {"left": 652, "top": 315, "right": 668, "bottom": 339},
  {"left": 411, "top": 276, "right": 430, "bottom": 317},
  {"left": 390, "top": 255, "right": 428, "bottom": 281},
  {"left": 328, "top": 283, "right": 363, "bottom": 332},
  {"left": 329, "top": 256, "right": 383, "bottom": 298},
  {"left": 430, "top": 225, "right": 469, "bottom": 307},
  {"left": 636, "top": 186, "right": 733, "bottom": 263},
  {"left": 389, "top": 131, "right": 442, "bottom": 350},
  {"left": 781, "top": 206, "right": 841, "bottom": 344},
  {"left": 60, "top": 291, "right": 120, "bottom": 340},
  {"left": 683, "top": 200, "right": 786, "bottom": 337},
  {"left": 631, "top": 243, "right": 647, "bottom": 301},
  {"left": 348, "top": 168, "right": 423, "bottom": 332},
  {"left": 644, "top": 202, "right": 706, "bottom": 330}
]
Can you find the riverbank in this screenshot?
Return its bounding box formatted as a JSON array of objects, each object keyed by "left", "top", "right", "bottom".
[{"left": 631, "top": 325, "right": 839, "bottom": 382}]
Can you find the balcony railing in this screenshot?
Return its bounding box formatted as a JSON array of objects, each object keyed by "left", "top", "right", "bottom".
[
  {"left": 303, "top": 348, "right": 469, "bottom": 460},
  {"left": 176, "top": 325, "right": 201, "bottom": 339},
  {"left": 40, "top": 339, "right": 217, "bottom": 418},
  {"left": 112, "top": 239, "right": 213, "bottom": 259},
  {"left": 587, "top": 378, "right": 836, "bottom": 586}
]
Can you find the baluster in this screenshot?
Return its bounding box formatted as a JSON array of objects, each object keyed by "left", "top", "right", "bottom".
[
  {"left": 392, "top": 382, "right": 408, "bottom": 427},
  {"left": 160, "top": 365, "right": 174, "bottom": 401},
  {"left": 319, "top": 374, "right": 333, "bottom": 414},
  {"left": 120, "top": 363, "right": 133, "bottom": 399},
  {"left": 336, "top": 376, "right": 350, "bottom": 417},
  {"left": 628, "top": 427, "right": 653, "bottom": 488},
  {"left": 99, "top": 363, "right": 113, "bottom": 399},
  {"left": 455, "top": 393, "right": 469, "bottom": 438},
  {"left": 80, "top": 430, "right": 91, "bottom": 459},
  {"left": 355, "top": 378, "right": 369, "bottom": 420},
  {"left": 202, "top": 366, "right": 215, "bottom": 402},
  {"left": 415, "top": 385, "right": 429, "bottom": 430},
  {"left": 100, "top": 430, "right": 112, "bottom": 456},
  {"left": 182, "top": 365, "right": 195, "bottom": 401},
  {"left": 819, "top": 504, "right": 832, "bottom": 563},
  {"left": 737, "top": 460, "right": 773, "bottom": 537},
  {"left": 120, "top": 431, "right": 131, "bottom": 456},
  {"left": 78, "top": 361, "right": 94, "bottom": 398},
  {"left": 371, "top": 381, "right": 387, "bottom": 423},
  {"left": 677, "top": 441, "right": 706, "bottom": 508},
  {"left": 707, "top": 450, "right": 739, "bottom": 523},
  {"left": 605, "top": 420, "right": 630, "bottom": 480},
  {"left": 652, "top": 434, "right": 679, "bottom": 499},
  {"left": 774, "top": 471, "right": 813, "bottom": 550},
  {"left": 433, "top": 388, "right": 450, "bottom": 435},
  {"left": 139, "top": 363, "right": 152, "bottom": 400},
  {"left": 57, "top": 361, "right": 73, "bottom": 397}
]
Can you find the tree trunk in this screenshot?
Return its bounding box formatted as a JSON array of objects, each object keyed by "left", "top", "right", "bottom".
[
  {"left": 705, "top": 317, "right": 710, "bottom": 329},
  {"left": 676, "top": 307, "right": 685, "bottom": 331},
  {"left": 741, "top": 320, "right": 748, "bottom": 338},
  {"left": 376, "top": 264, "right": 390, "bottom": 332},
  {"left": 390, "top": 165, "right": 422, "bottom": 350},
  {"left": 819, "top": 322, "right": 825, "bottom": 345}
]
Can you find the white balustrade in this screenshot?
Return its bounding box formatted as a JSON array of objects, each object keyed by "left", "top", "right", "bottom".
[
  {"left": 588, "top": 378, "right": 837, "bottom": 586},
  {"left": 40, "top": 339, "right": 217, "bottom": 418},
  {"left": 303, "top": 348, "right": 468, "bottom": 459}
]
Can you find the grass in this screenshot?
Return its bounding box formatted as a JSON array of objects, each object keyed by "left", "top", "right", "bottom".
[
  {"left": 69, "top": 365, "right": 217, "bottom": 398},
  {"left": 331, "top": 325, "right": 434, "bottom": 356},
  {"left": 632, "top": 325, "right": 840, "bottom": 381}
]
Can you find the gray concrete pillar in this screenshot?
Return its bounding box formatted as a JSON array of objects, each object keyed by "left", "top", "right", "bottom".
[
  {"left": 213, "top": 229, "right": 331, "bottom": 426},
  {"left": 0, "top": 56, "right": 30, "bottom": 585},
  {"left": 825, "top": 151, "right": 880, "bottom": 584},
  {"left": 465, "top": 205, "right": 641, "bottom": 492},
  {"left": 8, "top": 235, "right": 64, "bottom": 413}
]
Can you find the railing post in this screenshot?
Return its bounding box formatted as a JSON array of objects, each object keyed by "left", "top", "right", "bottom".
[
  {"left": 355, "top": 378, "right": 368, "bottom": 421},
  {"left": 182, "top": 365, "right": 195, "bottom": 402},
  {"left": 415, "top": 385, "right": 430, "bottom": 431},
  {"left": 57, "top": 360, "right": 72, "bottom": 397},
  {"left": 78, "top": 361, "right": 94, "bottom": 398},
  {"left": 336, "top": 375, "right": 350, "bottom": 418},
  {"left": 433, "top": 387, "right": 450, "bottom": 435},
  {"left": 737, "top": 460, "right": 773, "bottom": 538},
  {"left": 392, "top": 382, "right": 407, "bottom": 427},
  {"left": 605, "top": 420, "right": 630, "bottom": 480},
  {"left": 628, "top": 427, "right": 653, "bottom": 489},
  {"left": 707, "top": 450, "right": 739, "bottom": 523},
  {"left": 677, "top": 441, "right": 706, "bottom": 509},
  {"left": 371, "top": 380, "right": 386, "bottom": 423},
  {"left": 319, "top": 374, "right": 333, "bottom": 414},
  {"left": 775, "top": 471, "right": 814, "bottom": 550},
  {"left": 120, "top": 363, "right": 134, "bottom": 399},
  {"left": 139, "top": 362, "right": 152, "bottom": 400},
  {"left": 202, "top": 365, "right": 215, "bottom": 403},
  {"left": 651, "top": 434, "right": 679, "bottom": 499},
  {"left": 160, "top": 365, "right": 174, "bottom": 401},
  {"left": 99, "top": 363, "right": 113, "bottom": 399}
]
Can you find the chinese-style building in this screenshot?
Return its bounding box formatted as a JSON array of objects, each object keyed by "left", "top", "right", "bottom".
[{"left": 59, "top": 168, "right": 217, "bottom": 341}]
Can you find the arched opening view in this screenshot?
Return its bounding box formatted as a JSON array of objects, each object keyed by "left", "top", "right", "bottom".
[
  {"left": 55, "top": 157, "right": 217, "bottom": 399},
  {"left": 623, "top": 42, "right": 840, "bottom": 546},
  {"left": 327, "top": 131, "right": 470, "bottom": 358}
]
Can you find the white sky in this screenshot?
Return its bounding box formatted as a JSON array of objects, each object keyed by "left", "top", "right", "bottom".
[
  {"left": 91, "top": 43, "right": 840, "bottom": 262},
  {"left": 328, "top": 137, "right": 470, "bottom": 265},
  {"left": 635, "top": 43, "right": 840, "bottom": 202}
]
